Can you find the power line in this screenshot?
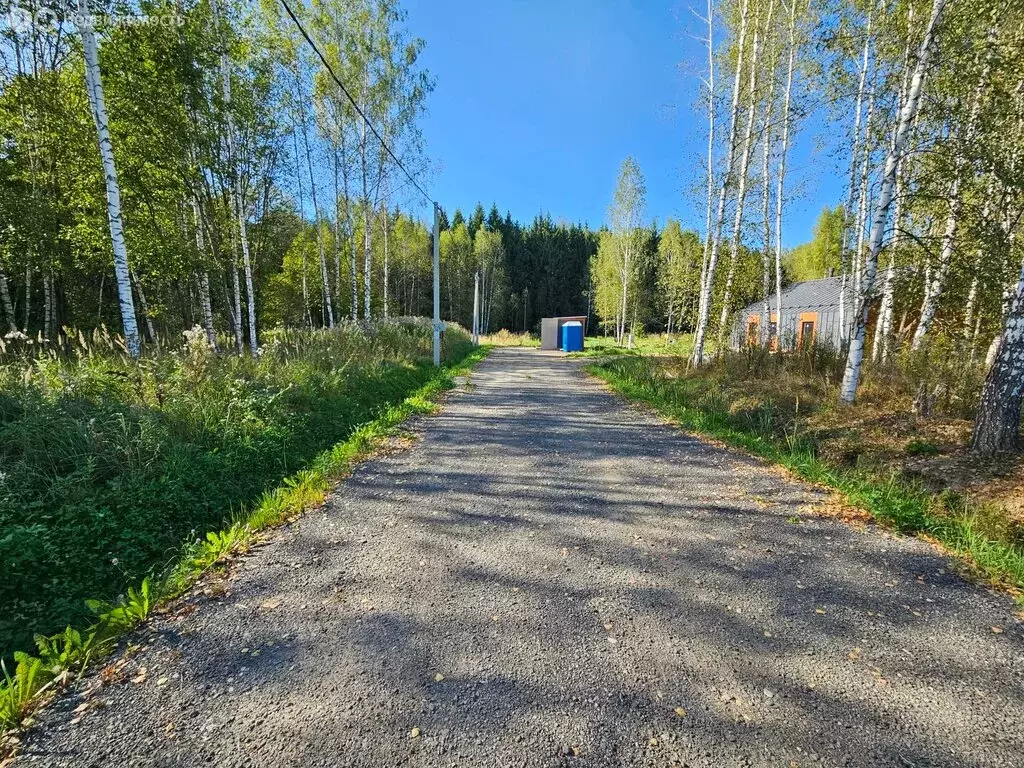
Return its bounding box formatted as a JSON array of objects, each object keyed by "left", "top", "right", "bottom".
[{"left": 278, "top": 0, "right": 435, "bottom": 207}]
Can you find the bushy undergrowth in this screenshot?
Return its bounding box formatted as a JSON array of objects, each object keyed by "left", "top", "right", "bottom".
[
  {"left": 0, "top": 319, "right": 473, "bottom": 663},
  {"left": 479, "top": 329, "right": 539, "bottom": 347},
  {"left": 588, "top": 348, "right": 1024, "bottom": 592}
]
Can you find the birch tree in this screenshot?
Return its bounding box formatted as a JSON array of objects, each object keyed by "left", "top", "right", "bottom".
[
  {"left": 212, "top": 0, "right": 257, "bottom": 354},
  {"left": 717, "top": 0, "right": 772, "bottom": 350},
  {"left": 839, "top": 0, "right": 949, "bottom": 405},
  {"left": 75, "top": 0, "right": 140, "bottom": 357},
  {"left": 910, "top": 21, "right": 995, "bottom": 350},
  {"left": 972, "top": 251, "right": 1024, "bottom": 455},
  {"left": 608, "top": 157, "right": 646, "bottom": 345},
  {"left": 693, "top": 0, "right": 751, "bottom": 364},
  {"left": 772, "top": 0, "right": 801, "bottom": 346},
  {"left": 839, "top": 3, "right": 874, "bottom": 340}
]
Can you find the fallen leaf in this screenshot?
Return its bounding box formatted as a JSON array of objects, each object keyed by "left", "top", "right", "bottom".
[
  {"left": 848, "top": 647, "right": 862, "bottom": 661},
  {"left": 815, "top": 608, "right": 826, "bottom": 615},
  {"left": 260, "top": 598, "right": 282, "bottom": 611},
  {"left": 674, "top": 706, "right": 687, "bottom": 717},
  {"left": 433, "top": 673, "right": 445, "bottom": 682},
  {"left": 991, "top": 626, "right": 1004, "bottom": 634},
  {"left": 409, "top": 727, "right": 421, "bottom": 738},
  {"left": 156, "top": 677, "right": 169, "bottom": 686}
]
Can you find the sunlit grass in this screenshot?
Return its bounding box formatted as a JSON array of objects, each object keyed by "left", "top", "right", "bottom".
[
  {"left": 588, "top": 356, "right": 1024, "bottom": 593},
  {"left": 0, "top": 337, "right": 490, "bottom": 735}
]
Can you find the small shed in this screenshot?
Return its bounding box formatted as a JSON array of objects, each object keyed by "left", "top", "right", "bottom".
[
  {"left": 540, "top": 316, "right": 588, "bottom": 350},
  {"left": 731, "top": 276, "right": 855, "bottom": 351}
]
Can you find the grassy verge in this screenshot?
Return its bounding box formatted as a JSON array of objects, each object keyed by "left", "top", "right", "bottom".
[
  {"left": 569, "top": 333, "right": 700, "bottom": 359},
  {"left": 0, "top": 329, "right": 488, "bottom": 735},
  {"left": 1, "top": 321, "right": 472, "bottom": 658},
  {"left": 587, "top": 355, "right": 1024, "bottom": 595}
]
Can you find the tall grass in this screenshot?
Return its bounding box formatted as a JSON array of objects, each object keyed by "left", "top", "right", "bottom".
[
  {"left": 0, "top": 323, "right": 487, "bottom": 735},
  {"left": 588, "top": 354, "right": 1024, "bottom": 592},
  {"left": 0, "top": 319, "right": 473, "bottom": 663}
]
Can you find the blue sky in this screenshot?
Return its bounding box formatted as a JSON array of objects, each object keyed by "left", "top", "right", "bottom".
[{"left": 402, "top": 0, "right": 845, "bottom": 248}]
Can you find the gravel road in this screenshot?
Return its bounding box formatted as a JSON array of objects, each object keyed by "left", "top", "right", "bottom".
[{"left": 18, "top": 348, "right": 1024, "bottom": 767}]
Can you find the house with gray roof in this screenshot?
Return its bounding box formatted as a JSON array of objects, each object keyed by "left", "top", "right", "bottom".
[{"left": 731, "top": 275, "right": 856, "bottom": 350}]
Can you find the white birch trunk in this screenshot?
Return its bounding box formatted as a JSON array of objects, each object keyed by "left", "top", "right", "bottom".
[
  {"left": 228, "top": 209, "right": 244, "bottom": 354},
  {"left": 291, "top": 129, "right": 310, "bottom": 327},
  {"left": 873, "top": 3, "right": 915, "bottom": 364},
  {"left": 693, "top": 0, "right": 751, "bottom": 364},
  {"left": 971, "top": 251, "right": 1024, "bottom": 455},
  {"left": 298, "top": 91, "right": 334, "bottom": 328},
  {"left": 43, "top": 270, "right": 51, "bottom": 341},
  {"left": 382, "top": 203, "right": 390, "bottom": 319},
  {"left": 191, "top": 197, "right": 218, "bottom": 348},
  {"left": 198, "top": 271, "right": 216, "bottom": 349},
  {"left": 23, "top": 264, "right": 30, "bottom": 333},
  {"left": 718, "top": 0, "right": 772, "bottom": 351},
  {"left": 131, "top": 268, "right": 158, "bottom": 349},
  {"left": 773, "top": 0, "right": 799, "bottom": 350},
  {"left": 359, "top": 84, "right": 372, "bottom": 321},
  {"left": 853, "top": 72, "right": 877, "bottom": 301},
  {"left": 339, "top": 126, "right": 359, "bottom": 321},
  {"left": 619, "top": 243, "right": 630, "bottom": 346},
  {"left": 0, "top": 264, "right": 15, "bottom": 333},
  {"left": 962, "top": 177, "right": 995, "bottom": 346},
  {"left": 839, "top": 6, "right": 874, "bottom": 342},
  {"left": 759, "top": 46, "right": 776, "bottom": 346},
  {"left": 214, "top": 0, "right": 257, "bottom": 354},
  {"left": 76, "top": 0, "right": 140, "bottom": 357},
  {"left": 332, "top": 149, "right": 342, "bottom": 319},
  {"left": 839, "top": 0, "right": 947, "bottom": 404},
  {"left": 700, "top": 0, "right": 716, "bottom": 295}
]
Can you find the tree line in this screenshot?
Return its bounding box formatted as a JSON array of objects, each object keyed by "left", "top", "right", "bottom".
[
  {"left": 0, "top": 1, "right": 607, "bottom": 351},
  {"left": 591, "top": 0, "right": 1024, "bottom": 455},
  {"left": 0, "top": 0, "right": 435, "bottom": 356}
]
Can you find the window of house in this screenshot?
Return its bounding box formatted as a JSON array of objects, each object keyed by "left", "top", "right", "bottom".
[{"left": 800, "top": 320, "right": 815, "bottom": 348}]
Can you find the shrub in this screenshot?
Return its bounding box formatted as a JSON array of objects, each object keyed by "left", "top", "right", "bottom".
[{"left": 0, "top": 320, "right": 472, "bottom": 663}]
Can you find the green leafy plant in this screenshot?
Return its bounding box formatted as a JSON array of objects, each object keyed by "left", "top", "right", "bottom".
[
  {"left": 0, "top": 654, "right": 51, "bottom": 729},
  {"left": 905, "top": 439, "right": 941, "bottom": 456}
]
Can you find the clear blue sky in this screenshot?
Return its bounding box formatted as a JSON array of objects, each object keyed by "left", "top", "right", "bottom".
[{"left": 402, "top": 0, "right": 844, "bottom": 248}]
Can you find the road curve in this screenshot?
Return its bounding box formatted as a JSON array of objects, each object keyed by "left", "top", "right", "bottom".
[{"left": 19, "top": 348, "right": 1024, "bottom": 767}]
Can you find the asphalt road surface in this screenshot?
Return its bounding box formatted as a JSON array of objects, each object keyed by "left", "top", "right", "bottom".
[{"left": 19, "top": 348, "right": 1024, "bottom": 767}]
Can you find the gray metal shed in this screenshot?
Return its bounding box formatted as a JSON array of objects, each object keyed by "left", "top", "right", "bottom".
[
  {"left": 731, "top": 276, "right": 855, "bottom": 350},
  {"left": 540, "top": 316, "right": 588, "bottom": 350}
]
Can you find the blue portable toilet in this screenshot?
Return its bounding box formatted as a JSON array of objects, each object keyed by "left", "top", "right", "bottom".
[{"left": 561, "top": 320, "right": 584, "bottom": 352}]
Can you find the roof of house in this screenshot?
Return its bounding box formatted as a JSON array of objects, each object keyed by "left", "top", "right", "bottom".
[{"left": 739, "top": 276, "right": 854, "bottom": 315}]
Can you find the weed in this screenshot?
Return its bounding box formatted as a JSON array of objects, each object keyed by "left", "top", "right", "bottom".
[
  {"left": 1, "top": 320, "right": 474, "bottom": 662},
  {"left": 906, "top": 439, "right": 941, "bottom": 456},
  {"left": 0, "top": 335, "right": 489, "bottom": 736},
  {"left": 588, "top": 356, "right": 1024, "bottom": 592}
]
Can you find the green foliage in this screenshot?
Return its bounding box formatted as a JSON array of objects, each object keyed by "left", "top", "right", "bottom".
[
  {"left": 0, "top": 654, "right": 49, "bottom": 729},
  {"left": 589, "top": 355, "right": 1024, "bottom": 591},
  {"left": 905, "top": 439, "right": 940, "bottom": 456},
  {"left": 784, "top": 206, "right": 844, "bottom": 282},
  {"left": 0, "top": 327, "right": 484, "bottom": 734},
  {"left": 0, "top": 320, "right": 473, "bottom": 663}
]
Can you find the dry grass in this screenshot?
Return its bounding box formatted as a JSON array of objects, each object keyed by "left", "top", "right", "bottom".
[{"left": 636, "top": 340, "right": 1024, "bottom": 542}]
